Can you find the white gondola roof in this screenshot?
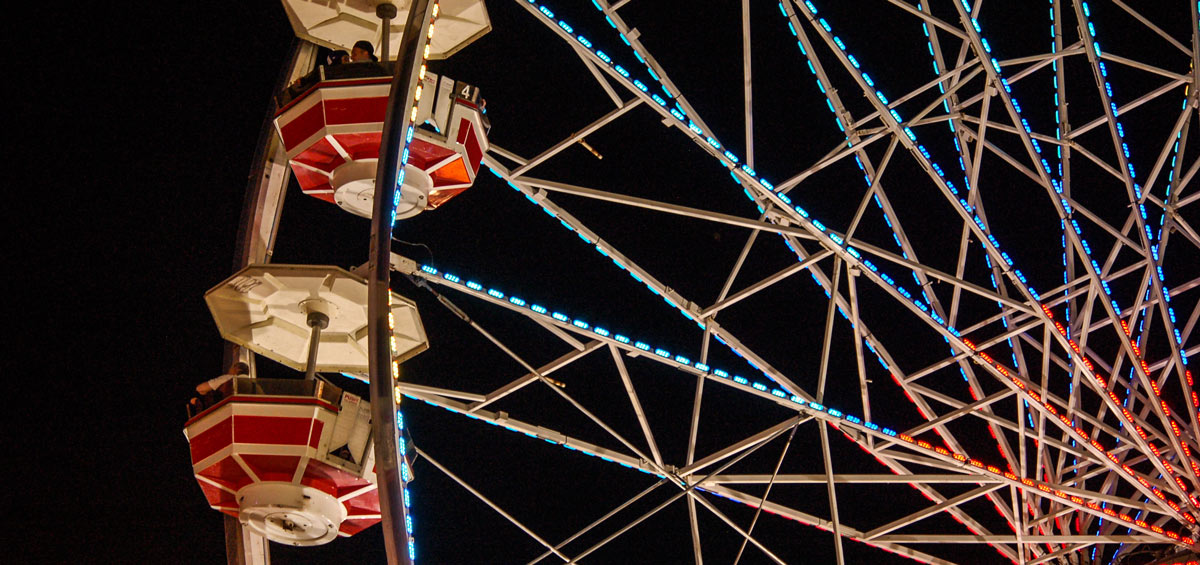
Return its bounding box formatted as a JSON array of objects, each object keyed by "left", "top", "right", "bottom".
[{"left": 280, "top": 0, "right": 490, "bottom": 60}]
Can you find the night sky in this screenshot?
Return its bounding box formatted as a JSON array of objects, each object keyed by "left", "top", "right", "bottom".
[{"left": 15, "top": 1, "right": 1199, "bottom": 564}]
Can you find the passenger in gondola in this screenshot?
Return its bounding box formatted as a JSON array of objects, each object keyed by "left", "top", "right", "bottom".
[
  {"left": 350, "top": 40, "right": 378, "bottom": 62},
  {"left": 327, "top": 50, "right": 349, "bottom": 66},
  {"left": 190, "top": 362, "right": 250, "bottom": 413}
]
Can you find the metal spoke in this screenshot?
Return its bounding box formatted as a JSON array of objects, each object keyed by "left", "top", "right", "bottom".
[{"left": 240, "top": 2, "right": 1200, "bottom": 562}]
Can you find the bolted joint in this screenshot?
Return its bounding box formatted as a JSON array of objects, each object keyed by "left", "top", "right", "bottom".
[
  {"left": 376, "top": 2, "right": 398, "bottom": 19},
  {"left": 306, "top": 311, "right": 330, "bottom": 330}
]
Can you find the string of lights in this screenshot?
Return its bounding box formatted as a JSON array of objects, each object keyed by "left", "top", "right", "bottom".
[
  {"left": 507, "top": 0, "right": 1200, "bottom": 534},
  {"left": 386, "top": 4, "right": 443, "bottom": 561},
  {"left": 479, "top": 1, "right": 1200, "bottom": 557},
  {"left": 397, "top": 259, "right": 1195, "bottom": 546}
]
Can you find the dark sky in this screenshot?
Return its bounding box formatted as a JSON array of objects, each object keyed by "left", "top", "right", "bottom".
[{"left": 14, "top": 1, "right": 1199, "bottom": 564}]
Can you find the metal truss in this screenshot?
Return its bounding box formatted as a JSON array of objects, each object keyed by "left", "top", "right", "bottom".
[{"left": 292, "top": 1, "right": 1200, "bottom": 563}]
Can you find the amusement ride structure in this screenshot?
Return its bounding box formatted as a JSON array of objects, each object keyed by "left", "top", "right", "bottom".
[{"left": 186, "top": 1, "right": 1200, "bottom": 563}]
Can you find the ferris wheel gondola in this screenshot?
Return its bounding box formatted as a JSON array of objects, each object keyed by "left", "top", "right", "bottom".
[
  {"left": 191, "top": 1, "right": 489, "bottom": 562},
  {"left": 186, "top": 264, "right": 429, "bottom": 546},
  {"left": 274, "top": 64, "right": 489, "bottom": 219}
]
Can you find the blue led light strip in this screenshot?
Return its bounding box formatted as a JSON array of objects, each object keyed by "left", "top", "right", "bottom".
[
  {"left": 922, "top": 0, "right": 1200, "bottom": 521},
  {"left": 1049, "top": 0, "right": 1074, "bottom": 337},
  {"left": 515, "top": 0, "right": 795, "bottom": 194},
  {"left": 771, "top": 8, "right": 1041, "bottom": 515},
  {"left": 788, "top": 0, "right": 1046, "bottom": 307},
  {"left": 866, "top": 0, "right": 1200, "bottom": 517},
  {"left": 1076, "top": 6, "right": 1196, "bottom": 382},
  {"left": 407, "top": 253, "right": 1193, "bottom": 534},
  {"left": 816, "top": 0, "right": 1200, "bottom": 518},
  {"left": 587, "top": 0, "right": 703, "bottom": 134},
  {"left": 402, "top": 361, "right": 1195, "bottom": 547},
  {"left": 917, "top": 1, "right": 1027, "bottom": 379},
  {"left": 910, "top": 1, "right": 1038, "bottom": 534},
  {"left": 796, "top": 1, "right": 1028, "bottom": 481},
  {"left": 386, "top": 5, "right": 443, "bottom": 561},
  {"left": 1047, "top": 10, "right": 1086, "bottom": 510},
  {"left": 510, "top": 1, "right": 962, "bottom": 415},
  {"left": 1074, "top": 1, "right": 1190, "bottom": 362},
  {"left": 514, "top": 0, "right": 1195, "bottom": 524},
  {"left": 784, "top": 1, "right": 943, "bottom": 314},
  {"left": 1072, "top": 0, "right": 1200, "bottom": 502},
  {"left": 390, "top": 6, "right": 442, "bottom": 235},
  {"left": 482, "top": 161, "right": 815, "bottom": 402},
  {"left": 407, "top": 259, "right": 815, "bottom": 407},
  {"left": 780, "top": 1, "right": 1178, "bottom": 509},
  {"left": 786, "top": 0, "right": 1197, "bottom": 525}
]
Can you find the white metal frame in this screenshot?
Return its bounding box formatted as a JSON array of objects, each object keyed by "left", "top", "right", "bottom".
[{"left": 244, "top": 1, "right": 1200, "bottom": 563}]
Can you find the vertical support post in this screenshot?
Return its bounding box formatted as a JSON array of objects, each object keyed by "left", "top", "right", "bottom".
[
  {"left": 378, "top": 3, "right": 397, "bottom": 63},
  {"left": 303, "top": 311, "right": 328, "bottom": 381},
  {"left": 221, "top": 39, "right": 317, "bottom": 565},
  {"left": 224, "top": 514, "right": 244, "bottom": 565},
  {"left": 367, "top": 1, "right": 435, "bottom": 563},
  {"left": 741, "top": 0, "right": 753, "bottom": 168},
  {"left": 224, "top": 514, "right": 270, "bottom": 565},
  {"left": 232, "top": 40, "right": 314, "bottom": 274},
  {"left": 818, "top": 425, "right": 846, "bottom": 565},
  {"left": 303, "top": 325, "right": 321, "bottom": 380}
]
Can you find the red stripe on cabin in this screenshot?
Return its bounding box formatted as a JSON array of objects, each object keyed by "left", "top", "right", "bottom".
[
  {"left": 233, "top": 415, "right": 312, "bottom": 446},
  {"left": 184, "top": 396, "right": 338, "bottom": 428},
  {"left": 275, "top": 78, "right": 394, "bottom": 115},
  {"left": 308, "top": 419, "right": 324, "bottom": 449},
  {"left": 344, "top": 488, "right": 381, "bottom": 515},
  {"left": 332, "top": 132, "right": 382, "bottom": 161},
  {"left": 280, "top": 103, "right": 326, "bottom": 150},
  {"left": 190, "top": 417, "right": 232, "bottom": 464},
  {"left": 303, "top": 459, "right": 372, "bottom": 497},
  {"left": 293, "top": 137, "right": 345, "bottom": 172},
  {"left": 408, "top": 139, "right": 457, "bottom": 170},
  {"left": 198, "top": 479, "right": 237, "bottom": 508},
  {"left": 324, "top": 97, "right": 388, "bottom": 125},
  {"left": 198, "top": 457, "right": 254, "bottom": 492},
  {"left": 457, "top": 119, "right": 482, "bottom": 174},
  {"left": 239, "top": 454, "right": 301, "bottom": 482},
  {"left": 339, "top": 518, "right": 378, "bottom": 536}
]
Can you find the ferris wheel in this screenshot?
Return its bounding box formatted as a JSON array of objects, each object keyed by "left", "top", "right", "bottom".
[{"left": 187, "top": 0, "right": 1200, "bottom": 563}]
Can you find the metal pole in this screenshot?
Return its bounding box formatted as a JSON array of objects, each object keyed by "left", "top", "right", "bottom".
[
  {"left": 367, "top": 1, "right": 434, "bottom": 563},
  {"left": 303, "top": 311, "right": 328, "bottom": 381},
  {"left": 741, "top": 0, "right": 753, "bottom": 169},
  {"left": 377, "top": 3, "right": 396, "bottom": 63}
]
